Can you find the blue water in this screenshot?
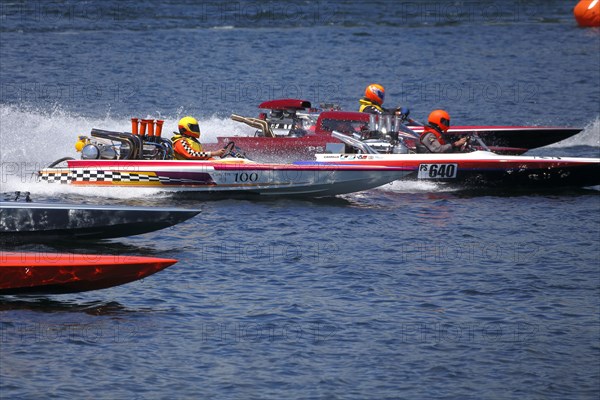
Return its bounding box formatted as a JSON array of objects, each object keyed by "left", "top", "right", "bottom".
[{"left": 1, "top": 1, "right": 599, "bottom": 399}]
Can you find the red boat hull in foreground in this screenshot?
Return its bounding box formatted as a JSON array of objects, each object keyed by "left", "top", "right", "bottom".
[{"left": 0, "top": 252, "right": 177, "bottom": 295}]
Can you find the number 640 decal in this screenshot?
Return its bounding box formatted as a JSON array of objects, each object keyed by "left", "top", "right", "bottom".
[{"left": 417, "top": 163, "right": 458, "bottom": 179}]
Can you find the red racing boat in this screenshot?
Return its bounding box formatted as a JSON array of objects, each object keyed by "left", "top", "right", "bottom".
[
  {"left": 0, "top": 252, "right": 177, "bottom": 295},
  {"left": 208, "top": 99, "right": 583, "bottom": 160}
]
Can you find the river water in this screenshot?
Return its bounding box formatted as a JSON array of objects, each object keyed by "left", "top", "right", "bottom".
[{"left": 1, "top": 1, "right": 599, "bottom": 399}]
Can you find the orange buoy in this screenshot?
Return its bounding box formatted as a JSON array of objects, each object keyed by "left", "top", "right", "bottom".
[{"left": 574, "top": 0, "right": 600, "bottom": 27}]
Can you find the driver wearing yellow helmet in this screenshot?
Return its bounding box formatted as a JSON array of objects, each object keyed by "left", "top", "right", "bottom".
[{"left": 171, "top": 116, "right": 226, "bottom": 160}]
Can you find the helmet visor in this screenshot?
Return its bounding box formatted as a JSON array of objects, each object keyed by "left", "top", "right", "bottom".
[
  {"left": 188, "top": 123, "right": 200, "bottom": 134},
  {"left": 440, "top": 117, "right": 450, "bottom": 127}
]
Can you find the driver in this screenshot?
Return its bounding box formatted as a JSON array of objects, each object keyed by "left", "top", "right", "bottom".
[
  {"left": 171, "top": 116, "right": 226, "bottom": 160},
  {"left": 358, "top": 83, "right": 410, "bottom": 118},
  {"left": 419, "top": 110, "right": 467, "bottom": 153}
]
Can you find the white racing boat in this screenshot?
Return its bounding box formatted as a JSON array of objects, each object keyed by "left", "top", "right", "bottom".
[
  {"left": 37, "top": 128, "right": 410, "bottom": 197},
  {"left": 308, "top": 132, "right": 600, "bottom": 188}
]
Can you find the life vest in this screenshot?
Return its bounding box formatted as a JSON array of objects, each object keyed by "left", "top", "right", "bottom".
[
  {"left": 420, "top": 125, "right": 447, "bottom": 145},
  {"left": 358, "top": 98, "right": 384, "bottom": 114},
  {"left": 171, "top": 134, "right": 212, "bottom": 160}
]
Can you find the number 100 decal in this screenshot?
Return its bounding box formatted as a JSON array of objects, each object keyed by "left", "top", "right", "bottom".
[
  {"left": 234, "top": 172, "right": 259, "bottom": 182},
  {"left": 417, "top": 164, "right": 458, "bottom": 179}
]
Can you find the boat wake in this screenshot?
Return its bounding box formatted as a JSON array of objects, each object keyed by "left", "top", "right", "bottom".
[
  {"left": 547, "top": 115, "right": 600, "bottom": 148},
  {"left": 1, "top": 175, "right": 168, "bottom": 201},
  {"left": 377, "top": 180, "right": 457, "bottom": 193}
]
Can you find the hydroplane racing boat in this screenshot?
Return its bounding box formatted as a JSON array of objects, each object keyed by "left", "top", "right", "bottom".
[
  {"left": 309, "top": 132, "right": 600, "bottom": 188},
  {"left": 37, "top": 126, "right": 410, "bottom": 197},
  {"left": 207, "top": 99, "right": 583, "bottom": 160}
]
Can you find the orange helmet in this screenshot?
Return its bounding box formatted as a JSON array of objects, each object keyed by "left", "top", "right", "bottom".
[
  {"left": 428, "top": 109, "right": 451, "bottom": 132},
  {"left": 178, "top": 116, "right": 200, "bottom": 138},
  {"left": 364, "top": 84, "right": 385, "bottom": 105}
]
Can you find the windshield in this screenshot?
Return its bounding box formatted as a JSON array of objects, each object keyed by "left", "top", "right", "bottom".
[{"left": 320, "top": 119, "right": 368, "bottom": 134}]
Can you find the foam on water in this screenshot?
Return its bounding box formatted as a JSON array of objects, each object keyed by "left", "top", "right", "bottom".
[
  {"left": 377, "top": 180, "right": 456, "bottom": 193},
  {"left": 1, "top": 174, "right": 168, "bottom": 200},
  {"left": 0, "top": 104, "right": 256, "bottom": 164},
  {"left": 547, "top": 115, "right": 600, "bottom": 148},
  {"left": 0, "top": 105, "right": 256, "bottom": 197}
]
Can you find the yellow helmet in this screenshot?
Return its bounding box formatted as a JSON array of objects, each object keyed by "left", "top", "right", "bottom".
[
  {"left": 178, "top": 116, "right": 200, "bottom": 138},
  {"left": 74, "top": 135, "right": 89, "bottom": 152}
]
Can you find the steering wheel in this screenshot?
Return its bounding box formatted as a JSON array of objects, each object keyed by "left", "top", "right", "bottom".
[
  {"left": 460, "top": 136, "right": 473, "bottom": 152},
  {"left": 222, "top": 141, "right": 236, "bottom": 158}
]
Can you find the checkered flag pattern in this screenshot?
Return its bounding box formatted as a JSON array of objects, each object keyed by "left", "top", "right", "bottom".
[
  {"left": 41, "top": 169, "right": 162, "bottom": 184},
  {"left": 71, "top": 170, "right": 161, "bottom": 182}
]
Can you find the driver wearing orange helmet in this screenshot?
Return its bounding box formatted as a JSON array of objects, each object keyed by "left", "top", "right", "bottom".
[
  {"left": 359, "top": 84, "right": 387, "bottom": 113},
  {"left": 171, "top": 116, "right": 226, "bottom": 160},
  {"left": 419, "top": 110, "right": 468, "bottom": 153},
  {"left": 359, "top": 84, "right": 410, "bottom": 119}
]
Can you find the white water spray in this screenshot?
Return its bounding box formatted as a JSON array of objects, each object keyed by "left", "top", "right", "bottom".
[
  {"left": 0, "top": 105, "right": 255, "bottom": 197},
  {"left": 547, "top": 115, "right": 600, "bottom": 148}
]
